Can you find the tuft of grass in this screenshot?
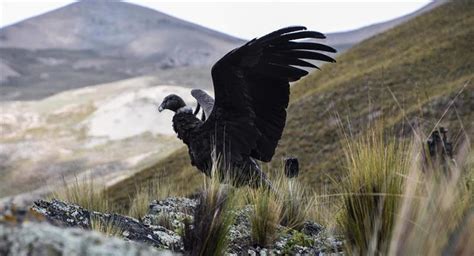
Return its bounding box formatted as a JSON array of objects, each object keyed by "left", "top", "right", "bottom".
[
  {"left": 273, "top": 172, "right": 315, "bottom": 231},
  {"left": 90, "top": 215, "right": 123, "bottom": 238},
  {"left": 249, "top": 186, "right": 283, "bottom": 247},
  {"left": 183, "top": 162, "right": 236, "bottom": 256},
  {"left": 128, "top": 178, "right": 172, "bottom": 220},
  {"left": 338, "top": 128, "right": 413, "bottom": 255},
  {"left": 50, "top": 174, "right": 112, "bottom": 213},
  {"left": 388, "top": 137, "right": 472, "bottom": 255},
  {"left": 339, "top": 127, "right": 472, "bottom": 255}
]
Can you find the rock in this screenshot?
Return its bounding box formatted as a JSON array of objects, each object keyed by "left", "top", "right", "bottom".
[
  {"left": 32, "top": 199, "right": 182, "bottom": 251},
  {"left": 143, "top": 197, "right": 197, "bottom": 232},
  {"left": 0, "top": 222, "right": 178, "bottom": 256},
  {"left": 25, "top": 197, "right": 344, "bottom": 255},
  {"left": 301, "top": 221, "right": 324, "bottom": 237}
]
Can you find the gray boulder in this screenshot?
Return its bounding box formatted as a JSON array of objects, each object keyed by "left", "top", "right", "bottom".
[{"left": 0, "top": 222, "right": 178, "bottom": 256}]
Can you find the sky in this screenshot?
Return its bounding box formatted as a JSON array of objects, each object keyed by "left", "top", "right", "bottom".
[{"left": 0, "top": 0, "right": 430, "bottom": 39}]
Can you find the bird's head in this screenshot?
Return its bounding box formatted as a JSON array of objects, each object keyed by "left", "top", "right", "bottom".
[{"left": 158, "top": 94, "right": 186, "bottom": 112}]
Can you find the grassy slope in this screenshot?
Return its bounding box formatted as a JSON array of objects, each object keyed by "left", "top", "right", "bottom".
[{"left": 107, "top": 1, "right": 473, "bottom": 205}]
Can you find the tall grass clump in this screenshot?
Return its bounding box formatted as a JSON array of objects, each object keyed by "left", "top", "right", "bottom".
[
  {"left": 339, "top": 129, "right": 412, "bottom": 255},
  {"left": 272, "top": 170, "right": 314, "bottom": 231},
  {"left": 339, "top": 126, "right": 472, "bottom": 255},
  {"left": 51, "top": 173, "right": 111, "bottom": 213},
  {"left": 388, "top": 137, "right": 472, "bottom": 255},
  {"left": 128, "top": 178, "right": 172, "bottom": 220},
  {"left": 183, "top": 160, "right": 236, "bottom": 256},
  {"left": 249, "top": 185, "right": 283, "bottom": 247}
]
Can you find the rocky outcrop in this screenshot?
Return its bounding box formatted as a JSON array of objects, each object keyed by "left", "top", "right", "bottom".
[
  {"left": 32, "top": 199, "right": 182, "bottom": 251},
  {"left": 1, "top": 197, "right": 343, "bottom": 255},
  {"left": 0, "top": 222, "right": 176, "bottom": 256}
]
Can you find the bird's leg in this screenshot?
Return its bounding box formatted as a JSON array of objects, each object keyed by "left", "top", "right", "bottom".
[{"left": 245, "top": 160, "right": 279, "bottom": 195}]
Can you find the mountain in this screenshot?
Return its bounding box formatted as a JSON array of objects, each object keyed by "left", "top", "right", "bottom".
[
  {"left": 0, "top": 0, "right": 243, "bottom": 101},
  {"left": 106, "top": 1, "right": 473, "bottom": 204},
  {"left": 0, "top": 1, "right": 443, "bottom": 101}
]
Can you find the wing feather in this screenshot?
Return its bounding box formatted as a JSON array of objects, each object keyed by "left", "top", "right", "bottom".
[
  {"left": 204, "top": 26, "right": 336, "bottom": 162},
  {"left": 191, "top": 89, "right": 215, "bottom": 119}
]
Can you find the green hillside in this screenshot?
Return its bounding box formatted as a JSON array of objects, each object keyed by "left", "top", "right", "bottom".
[{"left": 107, "top": 1, "right": 473, "bottom": 205}]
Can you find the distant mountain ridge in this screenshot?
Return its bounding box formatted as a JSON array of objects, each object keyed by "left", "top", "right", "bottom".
[
  {"left": 0, "top": 0, "right": 441, "bottom": 101},
  {"left": 0, "top": 0, "right": 243, "bottom": 100},
  {"left": 0, "top": 0, "right": 241, "bottom": 55}
]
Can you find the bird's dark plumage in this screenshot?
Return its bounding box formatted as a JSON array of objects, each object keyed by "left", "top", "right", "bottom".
[{"left": 159, "top": 26, "right": 336, "bottom": 187}]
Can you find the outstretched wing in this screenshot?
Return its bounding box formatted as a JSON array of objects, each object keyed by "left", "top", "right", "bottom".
[
  {"left": 204, "top": 26, "right": 336, "bottom": 162},
  {"left": 191, "top": 89, "right": 215, "bottom": 120}
]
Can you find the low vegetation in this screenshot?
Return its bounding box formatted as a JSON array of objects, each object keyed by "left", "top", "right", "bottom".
[
  {"left": 338, "top": 126, "right": 472, "bottom": 255},
  {"left": 50, "top": 174, "right": 112, "bottom": 213},
  {"left": 128, "top": 178, "right": 172, "bottom": 220},
  {"left": 49, "top": 126, "right": 472, "bottom": 254},
  {"left": 249, "top": 186, "right": 282, "bottom": 247},
  {"left": 89, "top": 215, "right": 124, "bottom": 238},
  {"left": 183, "top": 165, "right": 236, "bottom": 256},
  {"left": 275, "top": 173, "right": 315, "bottom": 231},
  {"left": 338, "top": 128, "right": 411, "bottom": 254}
]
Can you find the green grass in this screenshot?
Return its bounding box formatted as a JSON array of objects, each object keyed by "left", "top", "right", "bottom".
[{"left": 338, "top": 128, "right": 413, "bottom": 254}]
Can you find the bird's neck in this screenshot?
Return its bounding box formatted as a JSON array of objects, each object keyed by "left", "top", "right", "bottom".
[{"left": 172, "top": 111, "right": 201, "bottom": 144}]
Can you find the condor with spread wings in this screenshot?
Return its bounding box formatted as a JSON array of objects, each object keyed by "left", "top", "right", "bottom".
[{"left": 158, "top": 26, "right": 336, "bottom": 187}]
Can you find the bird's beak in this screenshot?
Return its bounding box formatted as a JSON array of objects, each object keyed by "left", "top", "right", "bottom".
[{"left": 158, "top": 103, "right": 164, "bottom": 112}]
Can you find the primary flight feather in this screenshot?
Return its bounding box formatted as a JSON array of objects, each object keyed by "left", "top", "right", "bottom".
[{"left": 158, "top": 26, "right": 336, "bottom": 187}]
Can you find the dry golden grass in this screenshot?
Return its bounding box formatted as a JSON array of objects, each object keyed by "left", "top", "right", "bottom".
[
  {"left": 338, "top": 126, "right": 472, "bottom": 255},
  {"left": 127, "top": 178, "right": 173, "bottom": 220},
  {"left": 90, "top": 215, "right": 123, "bottom": 238},
  {"left": 388, "top": 137, "right": 472, "bottom": 255},
  {"left": 50, "top": 173, "right": 112, "bottom": 213},
  {"left": 248, "top": 186, "right": 282, "bottom": 247},
  {"left": 338, "top": 129, "right": 412, "bottom": 254}
]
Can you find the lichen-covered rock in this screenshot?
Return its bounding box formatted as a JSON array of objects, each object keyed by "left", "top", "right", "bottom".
[
  {"left": 32, "top": 199, "right": 182, "bottom": 251},
  {"left": 143, "top": 197, "right": 197, "bottom": 233},
  {"left": 23, "top": 197, "right": 343, "bottom": 255},
  {"left": 0, "top": 222, "right": 179, "bottom": 256}
]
